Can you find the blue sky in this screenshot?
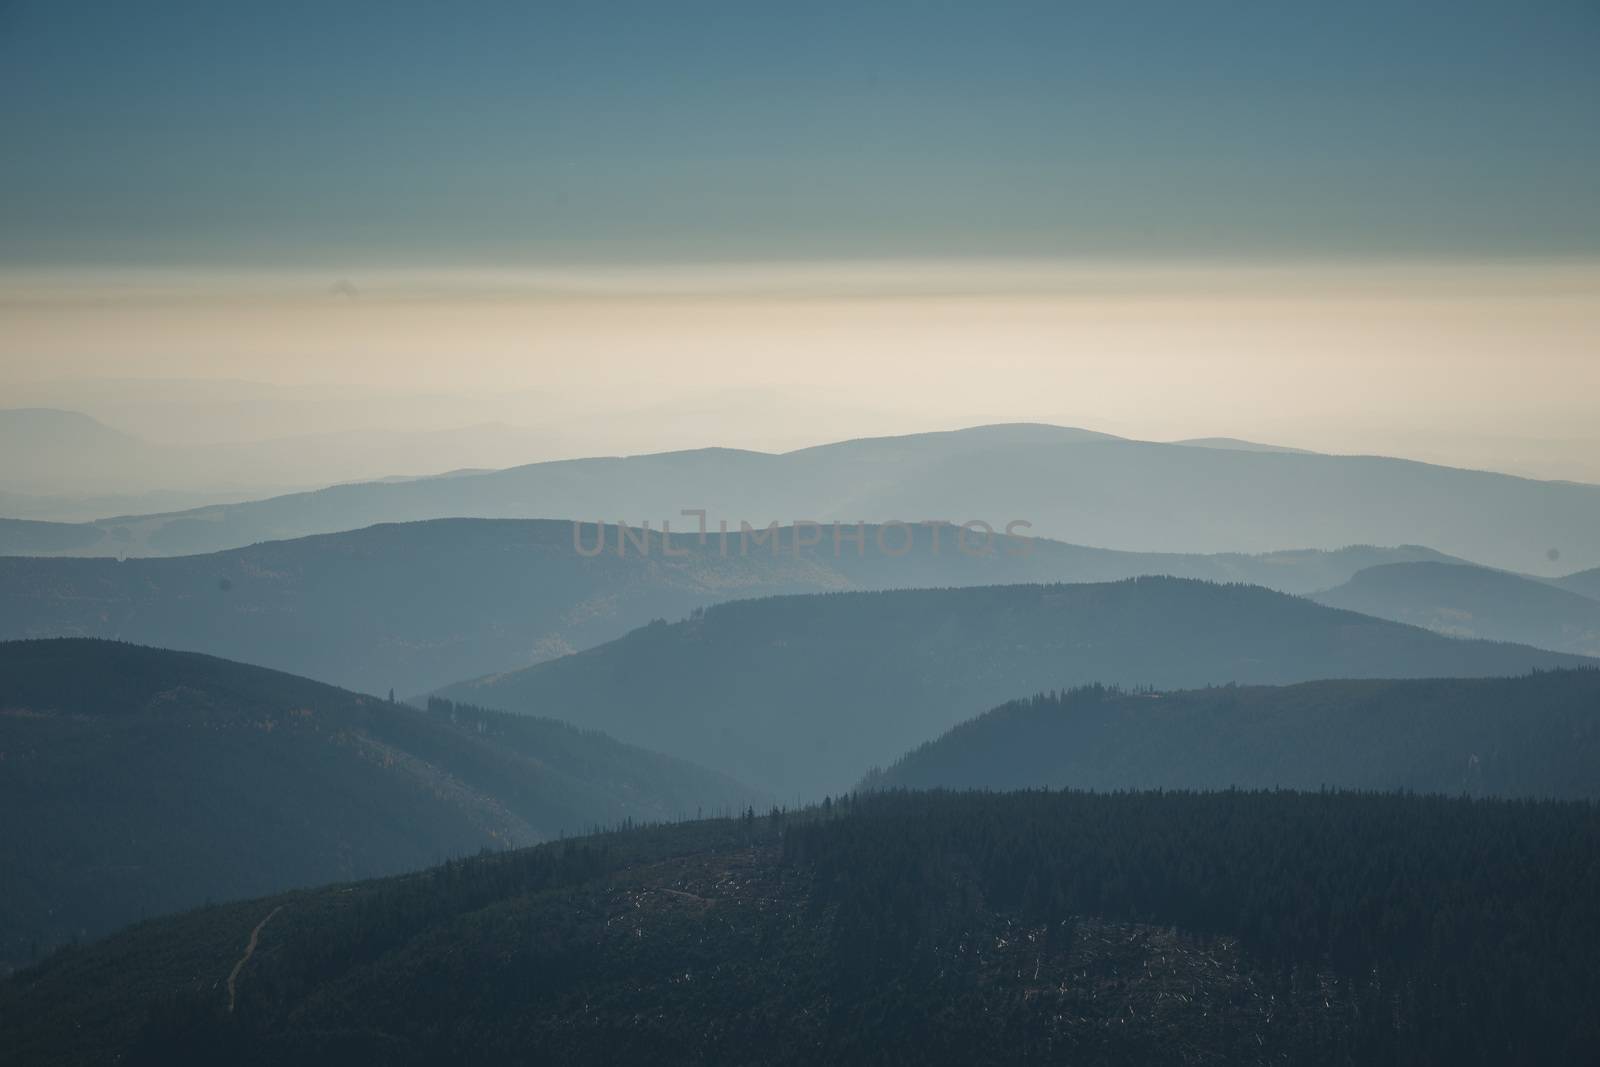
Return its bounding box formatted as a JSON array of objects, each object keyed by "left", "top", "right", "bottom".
[{"left": 3, "top": 0, "right": 1597, "bottom": 265}]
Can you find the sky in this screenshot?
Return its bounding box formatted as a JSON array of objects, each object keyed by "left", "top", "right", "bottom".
[{"left": 1, "top": 1, "right": 1598, "bottom": 481}]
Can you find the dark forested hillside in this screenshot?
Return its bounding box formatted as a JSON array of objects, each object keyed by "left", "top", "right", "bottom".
[
  {"left": 0, "top": 518, "right": 1461, "bottom": 696},
  {"left": 4, "top": 790, "right": 1596, "bottom": 1066},
  {"left": 437, "top": 578, "right": 1594, "bottom": 798},
  {"left": 867, "top": 671, "right": 1600, "bottom": 796},
  {"left": 0, "top": 639, "right": 758, "bottom": 968},
  {"left": 1311, "top": 561, "right": 1600, "bottom": 656},
  {"left": 8, "top": 425, "right": 1599, "bottom": 575}
]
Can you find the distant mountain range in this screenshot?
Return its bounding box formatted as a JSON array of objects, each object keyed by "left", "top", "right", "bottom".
[
  {"left": 0, "top": 518, "right": 1462, "bottom": 696},
  {"left": 5, "top": 423, "right": 1598, "bottom": 574},
  {"left": 436, "top": 577, "right": 1594, "bottom": 798},
  {"left": 0, "top": 487, "right": 276, "bottom": 525},
  {"left": 0, "top": 407, "right": 562, "bottom": 514},
  {"left": 1310, "top": 561, "right": 1600, "bottom": 656},
  {"left": 1557, "top": 566, "right": 1600, "bottom": 602},
  {"left": 0, "top": 639, "right": 758, "bottom": 966},
  {"left": 867, "top": 671, "right": 1600, "bottom": 796},
  {"left": 1170, "top": 436, "right": 1316, "bottom": 454}
]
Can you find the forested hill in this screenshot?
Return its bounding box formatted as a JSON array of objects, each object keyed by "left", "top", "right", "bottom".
[
  {"left": 0, "top": 639, "right": 758, "bottom": 968},
  {"left": 0, "top": 517, "right": 1459, "bottom": 696},
  {"left": 1310, "top": 561, "right": 1600, "bottom": 656},
  {"left": 866, "top": 670, "right": 1600, "bottom": 797},
  {"left": 5, "top": 790, "right": 1597, "bottom": 1065},
  {"left": 436, "top": 577, "right": 1594, "bottom": 798}
]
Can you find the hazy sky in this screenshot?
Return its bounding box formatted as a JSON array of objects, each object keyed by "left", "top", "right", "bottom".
[
  {"left": 2, "top": 2, "right": 1597, "bottom": 481},
  {"left": 4, "top": 0, "right": 1597, "bottom": 262}
]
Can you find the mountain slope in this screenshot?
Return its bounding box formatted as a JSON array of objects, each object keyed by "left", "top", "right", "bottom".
[
  {"left": 1170, "top": 436, "right": 1314, "bottom": 454},
  {"left": 868, "top": 671, "right": 1600, "bottom": 796},
  {"left": 5, "top": 790, "right": 1596, "bottom": 1066},
  {"left": 436, "top": 577, "right": 1593, "bottom": 797},
  {"left": 0, "top": 639, "right": 758, "bottom": 967},
  {"left": 1556, "top": 565, "right": 1600, "bottom": 602},
  {"left": 0, "top": 487, "right": 272, "bottom": 525},
  {"left": 0, "top": 517, "right": 106, "bottom": 555},
  {"left": 14, "top": 423, "right": 1600, "bottom": 573},
  {"left": 0, "top": 518, "right": 1460, "bottom": 695},
  {"left": 1310, "top": 561, "right": 1600, "bottom": 655}
]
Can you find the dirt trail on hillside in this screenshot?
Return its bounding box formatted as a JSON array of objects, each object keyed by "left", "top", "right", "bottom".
[{"left": 227, "top": 905, "right": 284, "bottom": 1013}]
